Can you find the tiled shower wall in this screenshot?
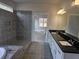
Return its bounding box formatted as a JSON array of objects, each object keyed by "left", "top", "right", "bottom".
[
  {"left": 0, "top": 9, "right": 16, "bottom": 44},
  {"left": 0, "top": 10, "right": 32, "bottom": 45},
  {"left": 16, "top": 11, "right": 32, "bottom": 42}
]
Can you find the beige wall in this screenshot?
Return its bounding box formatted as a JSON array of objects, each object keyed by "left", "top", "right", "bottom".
[
  {"left": 47, "top": 0, "right": 73, "bottom": 30},
  {"left": 48, "top": 15, "right": 67, "bottom": 30},
  {"left": 48, "top": 6, "right": 67, "bottom": 30}
]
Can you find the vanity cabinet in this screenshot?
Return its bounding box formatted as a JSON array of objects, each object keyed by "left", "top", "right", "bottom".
[
  {"left": 47, "top": 31, "right": 64, "bottom": 59},
  {"left": 46, "top": 31, "right": 79, "bottom": 59}
]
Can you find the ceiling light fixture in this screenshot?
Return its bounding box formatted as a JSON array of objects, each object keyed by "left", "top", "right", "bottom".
[
  {"left": 72, "top": 0, "right": 79, "bottom": 6},
  {"left": 57, "top": 9, "right": 66, "bottom": 15}
]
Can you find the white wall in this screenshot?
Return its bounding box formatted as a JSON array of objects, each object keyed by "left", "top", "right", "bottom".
[
  {"left": 32, "top": 11, "right": 48, "bottom": 31},
  {"left": 65, "top": 11, "right": 79, "bottom": 38},
  {"left": 16, "top": 3, "right": 68, "bottom": 30},
  {"left": 16, "top": 3, "right": 51, "bottom": 12},
  {"left": 62, "top": 5, "right": 79, "bottom": 38}
]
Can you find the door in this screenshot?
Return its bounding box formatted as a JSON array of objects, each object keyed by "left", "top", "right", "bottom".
[
  {"left": 32, "top": 12, "right": 48, "bottom": 42},
  {"left": 38, "top": 17, "right": 47, "bottom": 32}
]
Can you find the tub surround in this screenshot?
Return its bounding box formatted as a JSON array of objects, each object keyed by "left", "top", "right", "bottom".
[
  {"left": 10, "top": 42, "right": 31, "bottom": 59},
  {"left": 5, "top": 45, "right": 23, "bottom": 59},
  {"left": 0, "top": 47, "right": 6, "bottom": 59}
]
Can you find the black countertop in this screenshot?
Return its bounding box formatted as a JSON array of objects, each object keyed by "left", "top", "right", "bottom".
[{"left": 50, "top": 32, "right": 79, "bottom": 54}]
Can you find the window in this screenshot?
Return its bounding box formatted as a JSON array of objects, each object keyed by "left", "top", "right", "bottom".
[
  {"left": 0, "top": 2, "right": 13, "bottom": 12},
  {"left": 39, "top": 18, "right": 47, "bottom": 27}
]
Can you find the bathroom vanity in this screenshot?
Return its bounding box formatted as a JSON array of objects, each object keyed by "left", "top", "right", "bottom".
[{"left": 46, "top": 30, "right": 79, "bottom": 59}]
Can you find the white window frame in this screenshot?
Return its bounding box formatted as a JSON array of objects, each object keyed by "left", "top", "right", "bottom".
[{"left": 0, "top": 2, "right": 13, "bottom": 12}]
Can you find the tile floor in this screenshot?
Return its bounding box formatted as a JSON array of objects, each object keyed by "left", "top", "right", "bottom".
[
  {"left": 32, "top": 31, "right": 46, "bottom": 42},
  {"left": 8, "top": 31, "right": 53, "bottom": 59},
  {"left": 21, "top": 42, "right": 53, "bottom": 59}
]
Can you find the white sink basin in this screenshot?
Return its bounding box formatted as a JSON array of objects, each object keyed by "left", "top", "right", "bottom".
[
  {"left": 0, "top": 47, "right": 6, "bottom": 59},
  {"left": 59, "top": 41, "right": 72, "bottom": 46}
]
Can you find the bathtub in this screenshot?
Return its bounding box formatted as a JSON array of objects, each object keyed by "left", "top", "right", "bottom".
[{"left": 0, "top": 47, "right": 6, "bottom": 59}]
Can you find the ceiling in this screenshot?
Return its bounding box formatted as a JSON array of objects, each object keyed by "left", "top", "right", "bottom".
[{"left": 13, "top": 0, "right": 62, "bottom": 4}]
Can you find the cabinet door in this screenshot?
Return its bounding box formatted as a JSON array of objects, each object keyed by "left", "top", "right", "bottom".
[
  {"left": 45, "top": 31, "right": 48, "bottom": 42},
  {"left": 64, "top": 53, "right": 79, "bottom": 59},
  {"left": 56, "top": 50, "right": 62, "bottom": 59},
  {"left": 47, "top": 31, "right": 63, "bottom": 59},
  {"left": 53, "top": 49, "right": 56, "bottom": 59}
]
